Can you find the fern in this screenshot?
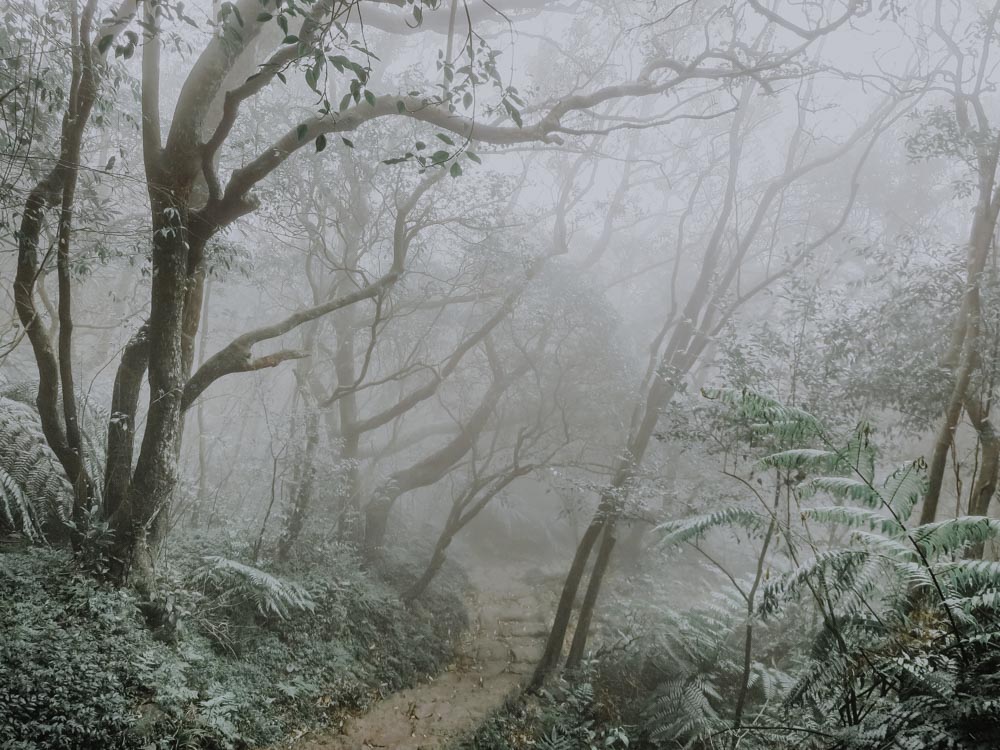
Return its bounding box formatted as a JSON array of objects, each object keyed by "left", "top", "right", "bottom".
[
  {"left": 0, "top": 382, "right": 107, "bottom": 508},
  {"left": 188, "top": 556, "right": 315, "bottom": 620},
  {"left": 912, "top": 516, "right": 1000, "bottom": 557},
  {"left": 0, "top": 466, "right": 45, "bottom": 542},
  {"left": 801, "top": 506, "right": 903, "bottom": 535},
  {"left": 536, "top": 729, "right": 574, "bottom": 750},
  {"left": 0, "top": 397, "right": 74, "bottom": 539},
  {"left": 655, "top": 506, "right": 770, "bottom": 548},
  {"left": 702, "top": 387, "right": 823, "bottom": 444},
  {"left": 802, "top": 476, "right": 881, "bottom": 506},
  {"left": 760, "top": 448, "right": 839, "bottom": 471},
  {"left": 879, "top": 460, "right": 927, "bottom": 519},
  {"left": 646, "top": 389, "right": 1000, "bottom": 749}
]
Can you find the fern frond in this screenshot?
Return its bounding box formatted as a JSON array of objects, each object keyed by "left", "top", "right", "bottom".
[
  {"left": 702, "top": 388, "right": 822, "bottom": 445},
  {"left": 879, "top": 460, "right": 927, "bottom": 521},
  {"left": 0, "top": 397, "right": 73, "bottom": 536},
  {"left": 760, "top": 448, "right": 838, "bottom": 471},
  {"left": 835, "top": 424, "right": 876, "bottom": 482},
  {"left": 655, "top": 506, "right": 770, "bottom": 547},
  {"left": 190, "top": 556, "right": 315, "bottom": 619},
  {"left": 936, "top": 559, "right": 1000, "bottom": 593},
  {"left": 912, "top": 516, "right": 1000, "bottom": 557},
  {"left": 0, "top": 467, "right": 44, "bottom": 542},
  {"left": 802, "top": 476, "right": 881, "bottom": 506}
]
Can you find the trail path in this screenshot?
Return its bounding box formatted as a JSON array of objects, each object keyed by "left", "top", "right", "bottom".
[{"left": 287, "top": 568, "right": 552, "bottom": 750}]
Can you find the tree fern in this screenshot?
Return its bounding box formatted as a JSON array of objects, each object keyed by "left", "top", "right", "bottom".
[
  {"left": 0, "top": 382, "right": 107, "bottom": 507},
  {"left": 0, "top": 397, "right": 74, "bottom": 539},
  {"left": 648, "top": 389, "right": 1000, "bottom": 749},
  {"left": 655, "top": 506, "right": 770, "bottom": 547},
  {"left": 0, "top": 467, "right": 45, "bottom": 542}
]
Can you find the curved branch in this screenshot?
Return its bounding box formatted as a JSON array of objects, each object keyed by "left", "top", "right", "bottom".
[{"left": 746, "top": 0, "right": 864, "bottom": 41}]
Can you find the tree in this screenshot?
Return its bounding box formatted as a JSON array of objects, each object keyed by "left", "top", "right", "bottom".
[
  {"left": 531, "top": 13, "right": 918, "bottom": 684},
  {"left": 9, "top": 0, "right": 884, "bottom": 600},
  {"left": 916, "top": 0, "right": 1000, "bottom": 529}
]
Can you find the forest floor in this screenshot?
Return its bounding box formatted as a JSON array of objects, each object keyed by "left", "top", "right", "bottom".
[{"left": 282, "top": 564, "right": 556, "bottom": 750}]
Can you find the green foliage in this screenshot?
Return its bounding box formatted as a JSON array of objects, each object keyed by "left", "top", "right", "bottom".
[
  {"left": 656, "top": 506, "right": 770, "bottom": 547},
  {"left": 0, "top": 548, "right": 155, "bottom": 749},
  {"left": 188, "top": 554, "right": 315, "bottom": 620},
  {"left": 452, "top": 670, "right": 631, "bottom": 750},
  {"left": 0, "top": 537, "right": 468, "bottom": 749},
  {"left": 0, "top": 396, "right": 74, "bottom": 540},
  {"left": 642, "top": 390, "right": 1000, "bottom": 749},
  {"left": 0, "top": 384, "right": 111, "bottom": 542}
]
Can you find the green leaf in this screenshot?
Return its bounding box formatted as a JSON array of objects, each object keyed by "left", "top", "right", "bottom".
[
  {"left": 364, "top": 90, "right": 376, "bottom": 107},
  {"left": 804, "top": 477, "right": 880, "bottom": 506},
  {"left": 760, "top": 448, "right": 837, "bottom": 470},
  {"left": 450, "top": 161, "right": 463, "bottom": 177},
  {"left": 414, "top": 141, "right": 426, "bottom": 151},
  {"left": 315, "top": 134, "right": 327, "bottom": 153},
  {"left": 296, "top": 124, "right": 308, "bottom": 142},
  {"left": 656, "top": 507, "right": 769, "bottom": 548},
  {"left": 436, "top": 133, "right": 455, "bottom": 145},
  {"left": 466, "top": 151, "right": 481, "bottom": 164},
  {"left": 256, "top": 12, "right": 272, "bottom": 21},
  {"left": 282, "top": 34, "right": 298, "bottom": 45},
  {"left": 340, "top": 137, "right": 354, "bottom": 148}
]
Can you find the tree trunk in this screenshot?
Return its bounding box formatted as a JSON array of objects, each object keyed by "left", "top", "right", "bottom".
[
  {"left": 191, "top": 279, "right": 214, "bottom": 528},
  {"left": 362, "top": 360, "right": 527, "bottom": 557},
  {"left": 965, "top": 396, "right": 1000, "bottom": 558},
  {"left": 105, "top": 325, "right": 150, "bottom": 524},
  {"left": 921, "top": 333, "right": 979, "bottom": 525},
  {"left": 529, "top": 511, "right": 606, "bottom": 689},
  {"left": 565, "top": 522, "right": 617, "bottom": 669},
  {"left": 363, "top": 487, "right": 399, "bottom": 559},
  {"left": 332, "top": 291, "right": 363, "bottom": 544},
  {"left": 113, "top": 200, "right": 199, "bottom": 594},
  {"left": 920, "top": 131, "right": 1000, "bottom": 524},
  {"left": 404, "top": 545, "right": 449, "bottom": 603},
  {"left": 277, "top": 411, "right": 320, "bottom": 562}
]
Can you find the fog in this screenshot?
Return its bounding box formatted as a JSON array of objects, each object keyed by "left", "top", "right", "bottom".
[{"left": 3, "top": 1, "right": 1000, "bottom": 748}]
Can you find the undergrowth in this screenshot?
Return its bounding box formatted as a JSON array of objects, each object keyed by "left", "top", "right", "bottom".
[
  {"left": 0, "top": 534, "right": 467, "bottom": 749},
  {"left": 452, "top": 667, "right": 632, "bottom": 750}
]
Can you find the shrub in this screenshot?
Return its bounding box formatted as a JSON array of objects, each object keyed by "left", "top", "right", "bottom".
[
  {"left": 452, "top": 670, "right": 631, "bottom": 750},
  {"left": 0, "top": 547, "right": 156, "bottom": 749},
  {"left": 0, "top": 536, "right": 469, "bottom": 749}
]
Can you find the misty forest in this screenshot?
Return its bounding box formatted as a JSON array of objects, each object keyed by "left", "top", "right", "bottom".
[{"left": 11, "top": 1, "right": 1000, "bottom": 748}]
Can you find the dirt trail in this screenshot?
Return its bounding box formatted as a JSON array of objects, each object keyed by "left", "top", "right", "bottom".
[{"left": 287, "top": 568, "right": 552, "bottom": 750}]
